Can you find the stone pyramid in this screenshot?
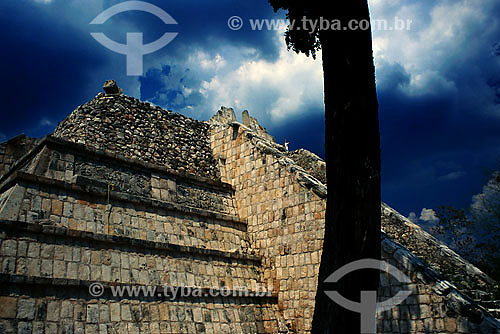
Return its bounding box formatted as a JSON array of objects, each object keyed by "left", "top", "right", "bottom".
[{"left": 0, "top": 82, "right": 498, "bottom": 333}]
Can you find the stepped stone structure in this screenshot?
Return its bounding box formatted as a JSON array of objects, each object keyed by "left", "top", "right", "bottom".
[{"left": 0, "top": 82, "right": 499, "bottom": 333}]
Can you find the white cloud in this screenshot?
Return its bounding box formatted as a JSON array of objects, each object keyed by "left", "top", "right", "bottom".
[
  {"left": 438, "top": 171, "right": 466, "bottom": 181},
  {"left": 40, "top": 118, "right": 55, "bottom": 127},
  {"left": 197, "top": 53, "right": 226, "bottom": 71},
  {"left": 142, "top": 0, "right": 500, "bottom": 129},
  {"left": 419, "top": 208, "right": 439, "bottom": 222},
  {"left": 146, "top": 30, "right": 324, "bottom": 124},
  {"left": 369, "top": 0, "right": 500, "bottom": 105},
  {"left": 471, "top": 172, "right": 500, "bottom": 221},
  {"left": 196, "top": 31, "right": 324, "bottom": 123}
]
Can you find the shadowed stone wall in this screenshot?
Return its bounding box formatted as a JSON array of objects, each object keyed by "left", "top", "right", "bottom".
[
  {"left": 209, "top": 108, "right": 500, "bottom": 334},
  {"left": 210, "top": 115, "right": 327, "bottom": 333},
  {"left": 379, "top": 234, "right": 500, "bottom": 333}
]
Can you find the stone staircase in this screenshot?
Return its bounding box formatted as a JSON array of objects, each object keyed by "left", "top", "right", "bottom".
[{"left": 0, "top": 94, "right": 286, "bottom": 333}]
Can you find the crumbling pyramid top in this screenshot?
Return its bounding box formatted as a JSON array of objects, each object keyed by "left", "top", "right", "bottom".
[{"left": 53, "top": 82, "right": 220, "bottom": 179}]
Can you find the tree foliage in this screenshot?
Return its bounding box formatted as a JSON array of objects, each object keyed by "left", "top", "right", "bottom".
[
  {"left": 432, "top": 206, "right": 476, "bottom": 254},
  {"left": 432, "top": 172, "right": 500, "bottom": 283},
  {"left": 268, "top": 2, "right": 322, "bottom": 58}
]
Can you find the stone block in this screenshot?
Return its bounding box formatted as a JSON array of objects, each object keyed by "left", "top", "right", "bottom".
[
  {"left": 63, "top": 202, "right": 73, "bottom": 217},
  {"left": 0, "top": 297, "right": 17, "bottom": 318},
  {"left": 99, "top": 305, "right": 110, "bottom": 322},
  {"left": 121, "top": 304, "right": 132, "bottom": 321},
  {"left": 1, "top": 240, "right": 17, "bottom": 257},
  {"left": 40, "top": 245, "right": 54, "bottom": 259},
  {"left": 17, "top": 322, "right": 32, "bottom": 334},
  {"left": 31, "top": 196, "right": 42, "bottom": 212},
  {"left": 27, "top": 258, "right": 41, "bottom": 276},
  {"left": 86, "top": 304, "right": 99, "bottom": 323},
  {"left": 445, "top": 317, "right": 458, "bottom": 332},
  {"left": 110, "top": 303, "right": 120, "bottom": 322},
  {"left": 46, "top": 301, "right": 60, "bottom": 321},
  {"left": 40, "top": 259, "right": 53, "bottom": 277},
  {"left": 61, "top": 301, "right": 73, "bottom": 319},
  {"left": 41, "top": 198, "right": 51, "bottom": 213}
]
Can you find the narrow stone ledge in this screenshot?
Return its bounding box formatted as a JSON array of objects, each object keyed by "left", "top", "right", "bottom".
[
  {"left": 0, "top": 135, "right": 235, "bottom": 194},
  {"left": 0, "top": 171, "right": 246, "bottom": 230},
  {"left": 0, "top": 274, "right": 278, "bottom": 302},
  {"left": 45, "top": 136, "right": 234, "bottom": 192},
  {"left": 0, "top": 220, "right": 261, "bottom": 264}
]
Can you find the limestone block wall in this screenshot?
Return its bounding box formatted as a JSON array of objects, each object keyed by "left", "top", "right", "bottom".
[
  {"left": 209, "top": 113, "right": 500, "bottom": 334},
  {"left": 1, "top": 93, "right": 498, "bottom": 333},
  {"left": 0, "top": 221, "right": 261, "bottom": 289},
  {"left": 0, "top": 289, "right": 279, "bottom": 334},
  {"left": 0, "top": 199, "right": 281, "bottom": 333},
  {"left": 15, "top": 138, "right": 237, "bottom": 216},
  {"left": 210, "top": 121, "right": 326, "bottom": 333},
  {"left": 11, "top": 180, "right": 248, "bottom": 252},
  {"left": 0, "top": 135, "right": 284, "bottom": 333}
]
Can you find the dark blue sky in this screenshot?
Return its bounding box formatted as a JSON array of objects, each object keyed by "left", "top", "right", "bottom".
[{"left": 1, "top": 0, "right": 500, "bottom": 222}]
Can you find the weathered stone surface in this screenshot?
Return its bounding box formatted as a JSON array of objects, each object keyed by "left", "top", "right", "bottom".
[
  {"left": 287, "top": 149, "right": 327, "bottom": 185},
  {"left": 210, "top": 108, "right": 500, "bottom": 333},
  {"left": 0, "top": 185, "right": 25, "bottom": 221},
  {"left": 74, "top": 154, "right": 150, "bottom": 197},
  {"left": 208, "top": 106, "right": 236, "bottom": 125},
  {"left": 0, "top": 134, "right": 40, "bottom": 176},
  {"left": 102, "top": 80, "right": 121, "bottom": 95},
  {"left": 17, "top": 299, "right": 35, "bottom": 320},
  {"left": 0, "top": 297, "right": 17, "bottom": 318},
  {"left": 53, "top": 90, "right": 220, "bottom": 180},
  {"left": 381, "top": 203, "right": 497, "bottom": 300},
  {"left": 0, "top": 87, "right": 498, "bottom": 334}
]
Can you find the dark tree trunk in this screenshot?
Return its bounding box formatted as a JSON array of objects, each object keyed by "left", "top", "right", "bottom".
[{"left": 311, "top": 1, "right": 381, "bottom": 333}]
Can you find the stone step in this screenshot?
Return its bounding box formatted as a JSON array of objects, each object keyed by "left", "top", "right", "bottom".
[
  {"left": 486, "top": 309, "right": 500, "bottom": 319},
  {"left": 0, "top": 220, "right": 261, "bottom": 270},
  {"left": 0, "top": 174, "right": 250, "bottom": 252},
  {"left": 0, "top": 274, "right": 277, "bottom": 300},
  {"left": 0, "top": 290, "right": 280, "bottom": 333},
  {"left": 1, "top": 171, "right": 243, "bottom": 227},
  {"left": 0, "top": 221, "right": 264, "bottom": 292},
  {"left": 482, "top": 300, "right": 500, "bottom": 308}
]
